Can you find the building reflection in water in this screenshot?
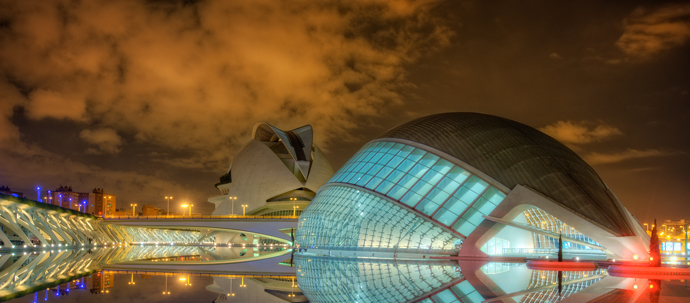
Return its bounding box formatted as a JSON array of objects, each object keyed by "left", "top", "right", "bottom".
[
  {"left": 4, "top": 246, "right": 690, "bottom": 302},
  {"left": 0, "top": 245, "right": 292, "bottom": 302},
  {"left": 207, "top": 275, "right": 307, "bottom": 302}
]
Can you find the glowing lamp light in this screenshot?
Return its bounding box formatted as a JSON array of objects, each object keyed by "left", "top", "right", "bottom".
[
  {"left": 633, "top": 255, "right": 638, "bottom": 260},
  {"left": 634, "top": 284, "right": 638, "bottom": 289},
  {"left": 650, "top": 284, "right": 654, "bottom": 289}
]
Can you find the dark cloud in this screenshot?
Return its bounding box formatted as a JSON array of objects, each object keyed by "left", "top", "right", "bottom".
[
  {"left": 616, "top": 3, "right": 690, "bottom": 60},
  {"left": 79, "top": 128, "right": 124, "bottom": 154}
]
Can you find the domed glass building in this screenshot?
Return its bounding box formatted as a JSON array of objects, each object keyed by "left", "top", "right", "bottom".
[{"left": 296, "top": 113, "right": 649, "bottom": 260}]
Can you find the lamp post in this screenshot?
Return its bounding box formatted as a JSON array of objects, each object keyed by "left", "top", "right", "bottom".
[
  {"left": 36, "top": 187, "right": 41, "bottom": 202},
  {"left": 242, "top": 204, "right": 248, "bottom": 216},
  {"left": 163, "top": 274, "right": 171, "bottom": 295},
  {"left": 128, "top": 273, "right": 135, "bottom": 285},
  {"left": 289, "top": 277, "right": 296, "bottom": 297},
  {"left": 229, "top": 196, "right": 237, "bottom": 216},
  {"left": 130, "top": 204, "right": 137, "bottom": 216},
  {"left": 240, "top": 277, "right": 246, "bottom": 288},
  {"left": 181, "top": 274, "right": 191, "bottom": 286},
  {"left": 182, "top": 204, "right": 194, "bottom": 216},
  {"left": 290, "top": 197, "right": 297, "bottom": 217},
  {"left": 165, "top": 196, "right": 173, "bottom": 216}
]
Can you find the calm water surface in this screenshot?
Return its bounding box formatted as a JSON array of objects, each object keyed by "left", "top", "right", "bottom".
[{"left": 3, "top": 246, "right": 690, "bottom": 302}]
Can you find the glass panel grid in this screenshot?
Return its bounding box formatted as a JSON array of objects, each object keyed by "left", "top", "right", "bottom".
[
  {"left": 294, "top": 256, "right": 464, "bottom": 303},
  {"left": 524, "top": 208, "right": 602, "bottom": 249},
  {"left": 297, "top": 186, "right": 462, "bottom": 254},
  {"left": 324, "top": 141, "right": 507, "bottom": 238},
  {"left": 520, "top": 268, "right": 606, "bottom": 302}
]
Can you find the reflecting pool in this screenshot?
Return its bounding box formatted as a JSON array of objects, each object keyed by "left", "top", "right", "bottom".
[{"left": 3, "top": 247, "right": 690, "bottom": 302}]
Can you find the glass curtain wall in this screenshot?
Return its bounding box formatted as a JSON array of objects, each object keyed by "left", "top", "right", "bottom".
[
  {"left": 294, "top": 255, "right": 466, "bottom": 303},
  {"left": 523, "top": 208, "right": 602, "bottom": 250},
  {"left": 327, "top": 141, "right": 507, "bottom": 238},
  {"left": 297, "top": 186, "right": 462, "bottom": 254}
]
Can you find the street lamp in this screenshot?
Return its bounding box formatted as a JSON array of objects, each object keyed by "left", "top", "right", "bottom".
[
  {"left": 128, "top": 273, "right": 135, "bottom": 285},
  {"left": 165, "top": 196, "right": 173, "bottom": 216},
  {"left": 289, "top": 277, "right": 296, "bottom": 297},
  {"left": 240, "top": 277, "right": 246, "bottom": 288},
  {"left": 242, "top": 204, "right": 248, "bottom": 216},
  {"left": 181, "top": 274, "right": 191, "bottom": 286},
  {"left": 290, "top": 197, "right": 298, "bottom": 217},
  {"left": 229, "top": 196, "right": 237, "bottom": 216},
  {"left": 162, "top": 275, "right": 171, "bottom": 295},
  {"left": 130, "top": 204, "right": 137, "bottom": 216},
  {"left": 228, "top": 277, "right": 235, "bottom": 297},
  {"left": 182, "top": 204, "right": 194, "bottom": 216}
]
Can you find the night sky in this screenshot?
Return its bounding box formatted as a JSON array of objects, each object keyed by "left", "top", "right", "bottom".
[{"left": 0, "top": 0, "right": 688, "bottom": 224}]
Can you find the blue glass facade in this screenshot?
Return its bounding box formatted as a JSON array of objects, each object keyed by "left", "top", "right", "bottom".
[
  {"left": 294, "top": 255, "right": 467, "bottom": 303},
  {"left": 297, "top": 186, "right": 462, "bottom": 254},
  {"left": 328, "top": 141, "right": 506, "bottom": 237}
]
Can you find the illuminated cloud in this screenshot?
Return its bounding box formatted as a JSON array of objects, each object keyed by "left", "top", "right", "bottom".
[
  {"left": 0, "top": 0, "right": 452, "bottom": 170},
  {"left": 539, "top": 121, "right": 622, "bottom": 145},
  {"left": 542, "top": 120, "right": 679, "bottom": 166},
  {"left": 79, "top": 128, "right": 124, "bottom": 154},
  {"left": 584, "top": 149, "right": 670, "bottom": 165},
  {"left": 26, "top": 89, "right": 87, "bottom": 121},
  {"left": 616, "top": 3, "right": 690, "bottom": 59}
]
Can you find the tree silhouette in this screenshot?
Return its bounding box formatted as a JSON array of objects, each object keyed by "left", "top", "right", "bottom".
[{"left": 649, "top": 219, "right": 661, "bottom": 267}]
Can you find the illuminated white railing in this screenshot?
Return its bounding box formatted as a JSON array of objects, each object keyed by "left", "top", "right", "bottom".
[{"left": 104, "top": 215, "right": 299, "bottom": 220}]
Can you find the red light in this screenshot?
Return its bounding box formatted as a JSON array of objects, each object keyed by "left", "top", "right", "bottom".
[{"left": 649, "top": 284, "right": 653, "bottom": 289}]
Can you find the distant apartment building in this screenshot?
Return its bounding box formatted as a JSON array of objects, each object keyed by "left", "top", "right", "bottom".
[
  {"left": 87, "top": 271, "right": 114, "bottom": 294},
  {"left": 92, "top": 188, "right": 116, "bottom": 217},
  {"left": 0, "top": 185, "right": 23, "bottom": 197},
  {"left": 48, "top": 186, "right": 116, "bottom": 216},
  {"left": 50, "top": 185, "right": 90, "bottom": 211}
]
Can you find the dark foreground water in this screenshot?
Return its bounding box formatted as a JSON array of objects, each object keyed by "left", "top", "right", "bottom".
[{"left": 3, "top": 246, "right": 690, "bottom": 302}]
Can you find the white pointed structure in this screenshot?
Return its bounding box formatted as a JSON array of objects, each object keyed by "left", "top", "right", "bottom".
[{"left": 208, "top": 122, "right": 334, "bottom": 219}]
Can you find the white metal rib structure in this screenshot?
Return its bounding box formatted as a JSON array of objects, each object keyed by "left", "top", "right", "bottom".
[
  {"left": 0, "top": 194, "right": 201, "bottom": 248},
  {"left": 0, "top": 245, "right": 207, "bottom": 300}
]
